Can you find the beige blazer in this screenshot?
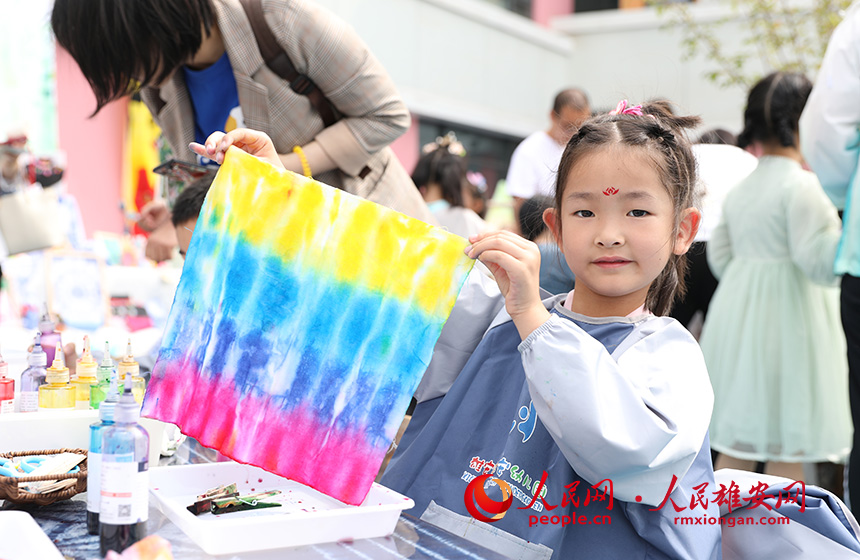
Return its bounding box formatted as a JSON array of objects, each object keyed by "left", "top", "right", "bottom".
[{"left": 140, "top": 0, "right": 433, "bottom": 222}]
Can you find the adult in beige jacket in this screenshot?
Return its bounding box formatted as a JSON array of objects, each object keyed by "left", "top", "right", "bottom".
[{"left": 52, "top": 0, "right": 433, "bottom": 258}]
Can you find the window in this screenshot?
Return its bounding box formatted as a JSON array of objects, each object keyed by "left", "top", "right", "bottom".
[
  {"left": 575, "top": 0, "right": 691, "bottom": 12},
  {"left": 575, "top": 0, "right": 618, "bottom": 11},
  {"left": 479, "top": 0, "right": 532, "bottom": 18}
]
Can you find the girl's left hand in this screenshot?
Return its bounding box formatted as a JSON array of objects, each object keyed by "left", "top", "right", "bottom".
[{"left": 465, "top": 231, "right": 550, "bottom": 339}]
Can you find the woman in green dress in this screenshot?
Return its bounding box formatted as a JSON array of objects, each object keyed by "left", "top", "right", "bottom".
[{"left": 700, "top": 72, "right": 851, "bottom": 481}]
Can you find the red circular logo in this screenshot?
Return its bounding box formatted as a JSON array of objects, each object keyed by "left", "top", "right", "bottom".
[{"left": 464, "top": 474, "right": 514, "bottom": 522}]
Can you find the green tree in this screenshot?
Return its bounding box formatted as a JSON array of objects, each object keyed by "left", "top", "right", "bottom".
[{"left": 651, "top": 0, "right": 853, "bottom": 89}]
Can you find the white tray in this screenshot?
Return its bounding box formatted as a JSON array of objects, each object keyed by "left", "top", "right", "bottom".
[
  {"left": 0, "top": 511, "right": 65, "bottom": 560},
  {"left": 149, "top": 462, "right": 415, "bottom": 555}
]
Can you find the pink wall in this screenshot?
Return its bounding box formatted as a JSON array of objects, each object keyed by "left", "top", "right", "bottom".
[
  {"left": 55, "top": 46, "right": 125, "bottom": 236},
  {"left": 390, "top": 115, "right": 421, "bottom": 175},
  {"left": 532, "top": 0, "right": 574, "bottom": 26}
]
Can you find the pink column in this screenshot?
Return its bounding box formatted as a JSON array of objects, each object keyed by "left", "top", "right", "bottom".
[
  {"left": 390, "top": 115, "right": 421, "bottom": 174},
  {"left": 55, "top": 46, "right": 125, "bottom": 236},
  {"left": 532, "top": 0, "right": 574, "bottom": 26}
]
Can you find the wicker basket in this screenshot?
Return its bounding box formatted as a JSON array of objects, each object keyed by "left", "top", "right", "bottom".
[{"left": 0, "top": 448, "right": 88, "bottom": 506}]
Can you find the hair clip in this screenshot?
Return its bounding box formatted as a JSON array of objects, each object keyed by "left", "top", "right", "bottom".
[
  {"left": 609, "top": 99, "right": 645, "bottom": 117},
  {"left": 466, "top": 171, "right": 487, "bottom": 193},
  {"left": 421, "top": 131, "right": 467, "bottom": 157}
]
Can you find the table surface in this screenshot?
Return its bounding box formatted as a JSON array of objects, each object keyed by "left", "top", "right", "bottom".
[{"left": 1, "top": 439, "right": 509, "bottom": 560}]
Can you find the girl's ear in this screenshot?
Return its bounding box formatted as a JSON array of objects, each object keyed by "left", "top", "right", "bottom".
[
  {"left": 673, "top": 207, "right": 701, "bottom": 255},
  {"left": 543, "top": 207, "right": 561, "bottom": 243}
]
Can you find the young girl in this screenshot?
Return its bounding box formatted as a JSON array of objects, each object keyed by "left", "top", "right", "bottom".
[
  {"left": 413, "top": 133, "right": 489, "bottom": 238},
  {"left": 700, "top": 72, "right": 851, "bottom": 480},
  {"left": 192, "top": 104, "right": 720, "bottom": 558}
]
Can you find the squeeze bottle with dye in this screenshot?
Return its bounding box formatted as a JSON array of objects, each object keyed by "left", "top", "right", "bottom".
[
  {"left": 38, "top": 334, "right": 75, "bottom": 410},
  {"left": 38, "top": 306, "right": 60, "bottom": 366},
  {"left": 99, "top": 377, "right": 149, "bottom": 555},
  {"left": 91, "top": 341, "right": 122, "bottom": 410},
  {"left": 87, "top": 374, "right": 119, "bottom": 534},
  {"left": 0, "top": 349, "right": 13, "bottom": 414},
  {"left": 73, "top": 336, "right": 98, "bottom": 409},
  {"left": 19, "top": 334, "right": 48, "bottom": 413},
  {"left": 117, "top": 340, "right": 145, "bottom": 404}
]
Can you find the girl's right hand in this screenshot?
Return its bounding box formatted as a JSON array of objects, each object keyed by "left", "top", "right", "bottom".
[
  {"left": 190, "top": 129, "right": 285, "bottom": 169},
  {"left": 465, "top": 231, "right": 550, "bottom": 340}
]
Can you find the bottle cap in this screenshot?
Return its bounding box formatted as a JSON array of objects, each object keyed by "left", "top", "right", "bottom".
[
  {"left": 100, "top": 341, "right": 113, "bottom": 368},
  {"left": 117, "top": 338, "right": 139, "bottom": 377},
  {"left": 99, "top": 373, "right": 121, "bottom": 422},
  {"left": 28, "top": 332, "right": 48, "bottom": 367},
  {"left": 76, "top": 336, "right": 98, "bottom": 381},
  {"left": 45, "top": 334, "right": 69, "bottom": 384},
  {"left": 114, "top": 373, "right": 140, "bottom": 423},
  {"left": 97, "top": 341, "right": 114, "bottom": 383},
  {"left": 38, "top": 304, "right": 55, "bottom": 334}
]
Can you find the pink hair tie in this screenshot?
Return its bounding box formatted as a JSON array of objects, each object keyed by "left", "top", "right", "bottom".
[{"left": 610, "top": 99, "right": 644, "bottom": 117}]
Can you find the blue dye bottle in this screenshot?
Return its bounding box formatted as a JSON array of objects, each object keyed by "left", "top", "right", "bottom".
[
  {"left": 99, "top": 377, "right": 149, "bottom": 555},
  {"left": 87, "top": 374, "right": 120, "bottom": 534}
]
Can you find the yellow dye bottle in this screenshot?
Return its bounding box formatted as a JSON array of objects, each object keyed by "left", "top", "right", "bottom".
[
  {"left": 73, "top": 336, "right": 98, "bottom": 409},
  {"left": 118, "top": 339, "right": 145, "bottom": 404},
  {"left": 39, "top": 334, "right": 75, "bottom": 410}
]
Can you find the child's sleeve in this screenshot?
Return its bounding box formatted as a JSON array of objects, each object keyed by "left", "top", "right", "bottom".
[
  {"left": 787, "top": 175, "right": 842, "bottom": 286},
  {"left": 706, "top": 213, "right": 732, "bottom": 280},
  {"left": 413, "top": 267, "right": 505, "bottom": 403},
  {"left": 518, "top": 316, "right": 712, "bottom": 507}
]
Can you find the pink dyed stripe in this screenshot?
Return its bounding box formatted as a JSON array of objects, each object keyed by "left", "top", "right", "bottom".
[{"left": 142, "top": 364, "right": 385, "bottom": 505}]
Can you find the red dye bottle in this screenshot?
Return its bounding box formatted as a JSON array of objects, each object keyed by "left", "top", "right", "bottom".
[{"left": 0, "top": 349, "right": 12, "bottom": 414}]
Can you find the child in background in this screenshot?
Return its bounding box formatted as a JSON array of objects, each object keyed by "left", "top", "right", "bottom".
[
  {"left": 700, "top": 72, "right": 850, "bottom": 480},
  {"left": 193, "top": 105, "right": 718, "bottom": 558},
  {"left": 518, "top": 195, "right": 576, "bottom": 294},
  {"left": 464, "top": 171, "right": 489, "bottom": 220},
  {"left": 669, "top": 129, "right": 757, "bottom": 334},
  {"left": 412, "top": 133, "right": 488, "bottom": 238},
  {"left": 171, "top": 177, "right": 213, "bottom": 260}
]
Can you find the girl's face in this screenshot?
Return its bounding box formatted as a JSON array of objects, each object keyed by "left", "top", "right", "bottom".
[{"left": 544, "top": 147, "right": 699, "bottom": 317}]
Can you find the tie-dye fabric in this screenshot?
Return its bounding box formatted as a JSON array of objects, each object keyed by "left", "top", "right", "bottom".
[{"left": 142, "top": 148, "right": 474, "bottom": 504}]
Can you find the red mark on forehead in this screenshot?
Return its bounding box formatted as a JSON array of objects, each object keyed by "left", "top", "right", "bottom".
[{"left": 603, "top": 187, "right": 619, "bottom": 196}]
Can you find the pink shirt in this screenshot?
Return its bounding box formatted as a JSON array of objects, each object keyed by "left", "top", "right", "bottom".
[{"left": 562, "top": 290, "right": 650, "bottom": 317}]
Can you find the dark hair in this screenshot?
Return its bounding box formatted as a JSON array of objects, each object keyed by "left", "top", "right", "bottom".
[
  {"left": 412, "top": 149, "right": 468, "bottom": 207},
  {"left": 553, "top": 88, "right": 590, "bottom": 115},
  {"left": 696, "top": 128, "right": 738, "bottom": 146},
  {"left": 697, "top": 128, "right": 737, "bottom": 146},
  {"left": 464, "top": 174, "right": 489, "bottom": 219},
  {"left": 51, "top": 0, "right": 215, "bottom": 115},
  {"left": 172, "top": 176, "right": 213, "bottom": 227},
  {"left": 554, "top": 102, "right": 701, "bottom": 316},
  {"left": 519, "top": 196, "right": 553, "bottom": 242},
  {"left": 737, "top": 72, "right": 812, "bottom": 150}
]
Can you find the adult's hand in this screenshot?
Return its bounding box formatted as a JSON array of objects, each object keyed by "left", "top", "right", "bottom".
[
  {"left": 190, "top": 129, "right": 284, "bottom": 169},
  {"left": 145, "top": 221, "right": 178, "bottom": 263},
  {"left": 138, "top": 199, "right": 171, "bottom": 232}
]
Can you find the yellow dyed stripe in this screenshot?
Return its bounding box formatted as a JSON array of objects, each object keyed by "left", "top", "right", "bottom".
[{"left": 204, "top": 148, "right": 474, "bottom": 318}]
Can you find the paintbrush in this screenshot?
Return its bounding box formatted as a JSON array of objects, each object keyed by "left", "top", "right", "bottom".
[{"left": 211, "top": 490, "right": 282, "bottom": 515}]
